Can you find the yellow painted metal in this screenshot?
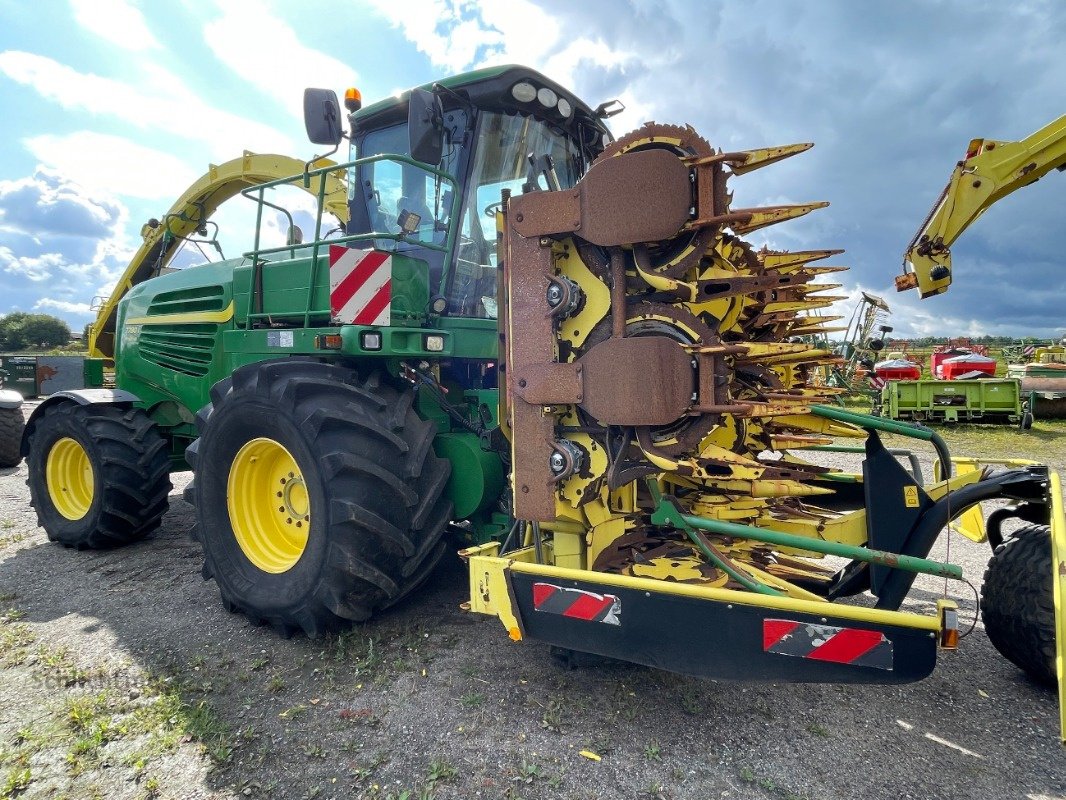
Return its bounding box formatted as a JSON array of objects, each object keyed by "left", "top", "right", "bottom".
[
  {"left": 463, "top": 541, "right": 941, "bottom": 633},
  {"left": 125, "top": 300, "right": 236, "bottom": 327},
  {"left": 551, "top": 529, "right": 586, "bottom": 570},
  {"left": 587, "top": 517, "right": 628, "bottom": 568},
  {"left": 89, "top": 152, "right": 348, "bottom": 358},
  {"left": 557, "top": 245, "right": 610, "bottom": 351},
  {"left": 46, "top": 437, "right": 94, "bottom": 520},
  {"left": 729, "top": 202, "right": 829, "bottom": 235},
  {"left": 461, "top": 543, "right": 525, "bottom": 641},
  {"left": 724, "top": 142, "right": 814, "bottom": 176},
  {"left": 899, "top": 114, "right": 1066, "bottom": 298},
  {"left": 226, "top": 437, "right": 310, "bottom": 574},
  {"left": 1049, "top": 472, "right": 1066, "bottom": 744},
  {"left": 934, "top": 456, "right": 1042, "bottom": 543}
]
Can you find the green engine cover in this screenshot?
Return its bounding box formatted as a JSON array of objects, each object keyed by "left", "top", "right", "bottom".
[{"left": 433, "top": 431, "right": 505, "bottom": 519}]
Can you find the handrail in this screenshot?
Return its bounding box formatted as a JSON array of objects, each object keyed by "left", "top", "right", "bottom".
[{"left": 239, "top": 153, "right": 462, "bottom": 328}]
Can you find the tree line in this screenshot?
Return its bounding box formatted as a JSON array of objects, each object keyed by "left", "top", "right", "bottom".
[{"left": 0, "top": 313, "right": 72, "bottom": 351}]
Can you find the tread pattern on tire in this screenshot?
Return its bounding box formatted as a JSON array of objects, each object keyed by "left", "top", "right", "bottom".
[
  {"left": 981, "top": 523, "right": 1057, "bottom": 686},
  {"left": 185, "top": 361, "right": 453, "bottom": 637},
  {"left": 27, "top": 403, "right": 171, "bottom": 548},
  {"left": 0, "top": 406, "right": 24, "bottom": 468}
]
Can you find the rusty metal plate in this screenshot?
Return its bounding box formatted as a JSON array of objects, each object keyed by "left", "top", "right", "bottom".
[
  {"left": 578, "top": 336, "right": 693, "bottom": 426},
  {"left": 511, "top": 149, "right": 691, "bottom": 246},
  {"left": 504, "top": 223, "right": 558, "bottom": 522},
  {"left": 512, "top": 362, "right": 583, "bottom": 405}
]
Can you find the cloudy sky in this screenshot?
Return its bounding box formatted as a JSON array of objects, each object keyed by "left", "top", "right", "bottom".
[{"left": 0, "top": 0, "right": 1064, "bottom": 338}]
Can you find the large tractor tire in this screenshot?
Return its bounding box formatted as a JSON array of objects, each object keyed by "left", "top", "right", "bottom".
[
  {"left": 981, "top": 523, "right": 1057, "bottom": 686},
  {"left": 185, "top": 361, "right": 452, "bottom": 637},
  {"left": 0, "top": 405, "right": 24, "bottom": 468},
  {"left": 26, "top": 403, "right": 171, "bottom": 548}
]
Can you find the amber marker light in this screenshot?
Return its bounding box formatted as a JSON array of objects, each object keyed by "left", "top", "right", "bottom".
[
  {"left": 938, "top": 601, "right": 959, "bottom": 649},
  {"left": 344, "top": 87, "right": 362, "bottom": 113},
  {"left": 315, "top": 334, "right": 343, "bottom": 350}
]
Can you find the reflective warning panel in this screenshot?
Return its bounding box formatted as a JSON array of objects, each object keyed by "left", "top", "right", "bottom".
[
  {"left": 532, "top": 583, "right": 621, "bottom": 626},
  {"left": 329, "top": 245, "right": 392, "bottom": 326},
  {"left": 763, "top": 619, "right": 893, "bottom": 670}
]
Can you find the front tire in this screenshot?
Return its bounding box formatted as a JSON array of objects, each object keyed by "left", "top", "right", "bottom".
[
  {"left": 185, "top": 361, "right": 452, "bottom": 637},
  {"left": 26, "top": 403, "right": 171, "bottom": 548},
  {"left": 981, "top": 524, "right": 1056, "bottom": 686}
]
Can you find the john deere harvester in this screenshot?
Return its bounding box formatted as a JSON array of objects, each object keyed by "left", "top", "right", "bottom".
[{"left": 20, "top": 66, "right": 1064, "bottom": 740}]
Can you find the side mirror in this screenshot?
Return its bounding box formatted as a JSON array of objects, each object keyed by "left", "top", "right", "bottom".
[
  {"left": 303, "top": 88, "right": 343, "bottom": 146},
  {"left": 408, "top": 88, "right": 444, "bottom": 166}
]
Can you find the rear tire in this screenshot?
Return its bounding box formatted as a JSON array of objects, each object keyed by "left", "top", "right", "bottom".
[
  {"left": 981, "top": 524, "right": 1056, "bottom": 686},
  {"left": 185, "top": 361, "right": 452, "bottom": 637},
  {"left": 0, "top": 405, "right": 23, "bottom": 468},
  {"left": 26, "top": 403, "right": 171, "bottom": 548}
]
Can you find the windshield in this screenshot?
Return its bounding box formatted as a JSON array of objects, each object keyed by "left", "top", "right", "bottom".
[
  {"left": 355, "top": 122, "right": 461, "bottom": 249},
  {"left": 449, "top": 112, "right": 585, "bottom": 318}
]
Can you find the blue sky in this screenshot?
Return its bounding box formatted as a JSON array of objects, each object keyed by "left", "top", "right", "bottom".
[{"left": 0, "top": 0, "right": 1064, "bottom": 338}]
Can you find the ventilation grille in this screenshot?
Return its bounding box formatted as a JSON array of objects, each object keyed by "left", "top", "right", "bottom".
[
  {"left": 138, "top": 324, "right": 217, "bottom": 378},
  {"left": 146, "top": 285, "right": 226, "bottom": 316}
]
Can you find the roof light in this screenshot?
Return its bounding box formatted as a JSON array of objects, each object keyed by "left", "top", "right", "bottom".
[
  {"left": 511, "top": 82, "right": 537, "bottom": 103},
  {"left": 537, "top": 87, "right": 558, "bottom": 108},
  {"left": 344, "top": 87, "right": 362, "bottom": 113},
  {"left": 557, "top": 97, "right": 572, "bottom": 117}
]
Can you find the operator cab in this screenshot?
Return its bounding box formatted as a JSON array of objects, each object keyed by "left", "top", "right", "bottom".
[{"left": 306, "top": 66, "right": 611, "bottom": 320}]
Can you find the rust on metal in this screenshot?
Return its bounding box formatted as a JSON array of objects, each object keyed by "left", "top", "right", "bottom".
[
  {"left": 578, "top": 336, "right": 693, "bottom": 426},
  {"left": 504, "top": 219, "right": 559, "bottom": 521}
]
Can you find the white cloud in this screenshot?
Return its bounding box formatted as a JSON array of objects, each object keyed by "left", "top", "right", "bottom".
[
  {"left": 69, "top": 0, "right": 161, "bottom": 52},
  {"left": 34, "top": 297, "right": 93, "bottom": 315},
  {"left": 364, "top": 0, "right": 640, "bottom": 106},
  {"left": 0, "top": 169, "right": 122, "bottom": 239},
  {"left": 24, "top": 131, "right": 200, "bottom": 200},
  {"left": 0, "top": 248, "right": 64, "bottom": 282},
  {"left": 0, "top": 51, "right": 292, "bottom": 160},
  {"left": 203, "top": 1, "right": 359, "bottom": 114}
]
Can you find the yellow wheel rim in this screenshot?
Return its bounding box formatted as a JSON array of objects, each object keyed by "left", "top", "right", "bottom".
[
  {"left": 226, "top": 438, "right": 310, "bottom": 573},
  {"left": 46, "top": 437, "right": 94, "bottom": 520}
]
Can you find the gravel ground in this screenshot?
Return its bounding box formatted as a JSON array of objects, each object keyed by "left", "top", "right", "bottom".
[{"left": 1, "top": 403, "right": 1064, "bottom": 800}]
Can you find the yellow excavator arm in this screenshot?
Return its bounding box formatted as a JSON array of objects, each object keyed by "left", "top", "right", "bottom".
[
  {"left": 88, "top": 152, "right": 349, "bottom": 359},
  {"left": 896, "top": 114, "right": 1066, "bottom": 298}
]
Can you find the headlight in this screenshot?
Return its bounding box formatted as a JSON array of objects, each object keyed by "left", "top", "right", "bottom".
[
  {"left": 537, "top": 87, "right": 558, "bottom": 107},
  {"left": 557, "top": 98, "right": 572, "bottom": 117},
  {"left": 511, "top": 82, "right": 537, "bottom": 103}
]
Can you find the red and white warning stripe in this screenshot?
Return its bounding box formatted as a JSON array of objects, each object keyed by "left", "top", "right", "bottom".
[
  {"left": 763, "top": 619, "right": 893, "bottom": 670},
  {"left": 329, "top": 245, "right": 392, "bottom": 326},
  {"left": 532, "top": 583, "right": 621, "bottom": 626}
]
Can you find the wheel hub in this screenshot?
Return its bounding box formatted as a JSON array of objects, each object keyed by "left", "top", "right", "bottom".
[
  {"left": 227, "top": 437, "right": 311, "bottom": 573},
  {"left": 46, "top": 437, "right": 94, "bottom": 520}
]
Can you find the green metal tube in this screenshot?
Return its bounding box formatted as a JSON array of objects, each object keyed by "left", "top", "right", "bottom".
[
  {"left": 810, "top": 404, "right": 932, "bottom": 440},
  {"left": 810, "top": 404, "right": 952, "bottom": 478},
  {"left": 678, "top": 513, "right": 962, "bottom": 581},
  {"left": 681, "top": 528, "right": 783, "bottom": 596}
]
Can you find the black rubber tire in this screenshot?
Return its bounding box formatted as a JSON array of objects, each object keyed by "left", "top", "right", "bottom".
[
  {"left": 185, "top": 361, "right": 452, "bottom": 637},
  {"left": 0, "top": 406, "right": 24, "bottom": 468},
  {"left": 981, "top": 523, "right": 1056, "bottom": 686},
  {"left": 26, "top": 403, "right": 171, "bottom": 548}
]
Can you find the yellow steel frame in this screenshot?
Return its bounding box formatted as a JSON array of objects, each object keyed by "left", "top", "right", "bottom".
[
  {"left": 464, "top": 467, "right": 1066, "bottom": 742},
  {"left": 1051, "top": 473, "right": 1066, "bottom": 744},
  {"left": 462, "top": 540, "right": 941, "bottom": 635},
  {"left": 899, "top": 114, "right": 1066, "bottom": 297},
  {"left": 89, "top": 153, "right": 348, "bottom": 359}
]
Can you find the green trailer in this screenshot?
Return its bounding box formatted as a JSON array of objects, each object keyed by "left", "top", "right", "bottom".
[{"left": 880, "top": 377, "right": 1027, "bottom": 425}]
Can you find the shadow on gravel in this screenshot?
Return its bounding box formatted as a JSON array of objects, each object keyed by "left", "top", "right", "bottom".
[{"left": 1, "top": 486, "right": 1065, "bottom": 799}]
